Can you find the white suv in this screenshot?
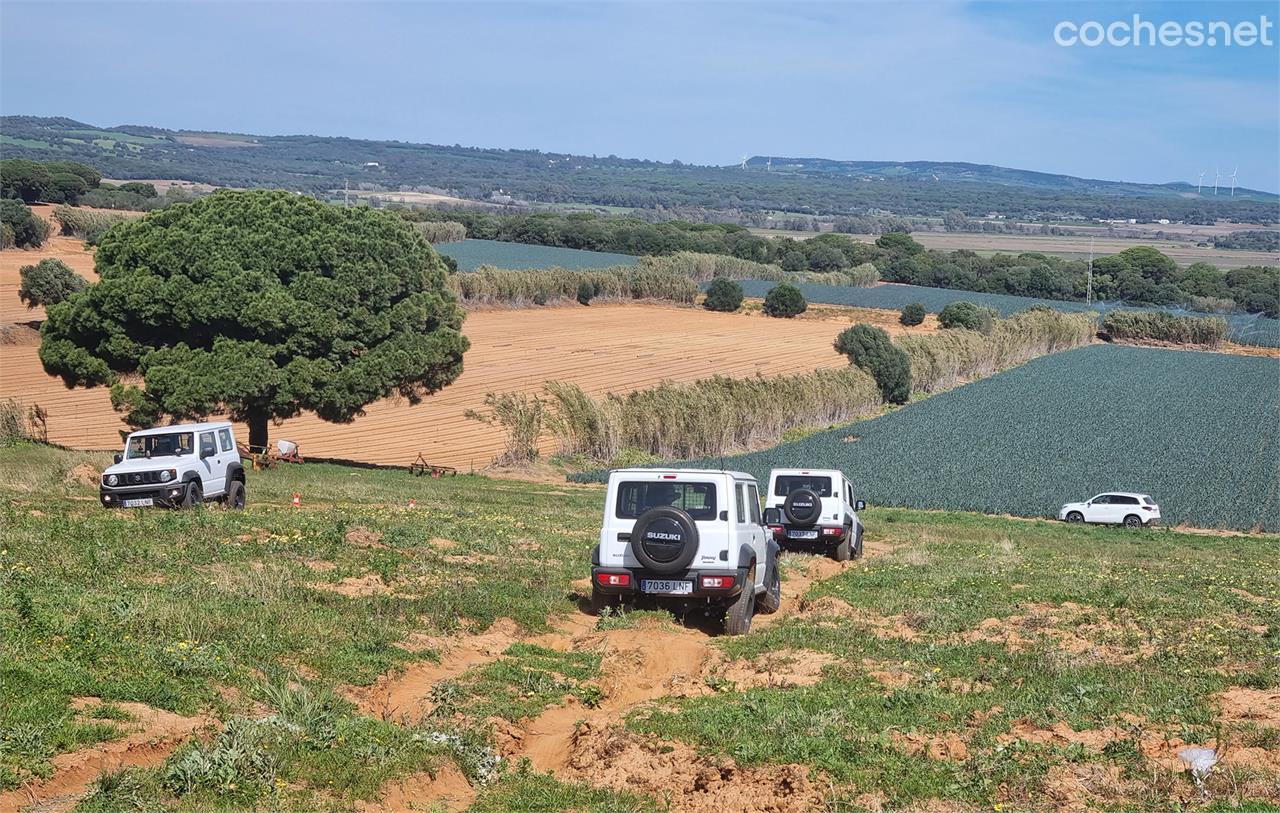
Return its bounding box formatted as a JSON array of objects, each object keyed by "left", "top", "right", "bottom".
[
  {"left": 763, "top": 468, "right": 865, "bottom": 561},
  {"left": 100, "top": 421, "right": 246, "bottom": 510},
  {"left": 591, "top": 468, "right": 780, "bottom": 635},
  {"left": 1059, "top": 493, "right": 1160, "bottom": 528}
]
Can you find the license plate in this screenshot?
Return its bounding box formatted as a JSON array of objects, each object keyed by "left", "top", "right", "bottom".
[
  {"left": 787, "top": 529, "right": 820, "bottom": 540},
  {"left": 122, "top": 498, "right": 154, "bottom": 508},
  {"left": 641, "top": 579, "right": 693, "bottom": 595}
]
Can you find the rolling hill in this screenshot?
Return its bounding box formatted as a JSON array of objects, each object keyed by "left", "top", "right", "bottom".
[{"left": 2, "top": 115, "right": 1276, "bottom": 222}]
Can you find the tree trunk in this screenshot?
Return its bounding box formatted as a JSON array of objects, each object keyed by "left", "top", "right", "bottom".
[{"left": 247, "top": 413, "right": 269, "bottom": 451}]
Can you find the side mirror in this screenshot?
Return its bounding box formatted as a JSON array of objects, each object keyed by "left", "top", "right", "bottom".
[
  {"left": 855, "top": 500, "right": 866, "bottom": 512},
  {"left": 113, "top": 453, "right": 123, "bottom": 464},
  {"left": 763, "top": 507, "right": 780, "bottom": 524},
  {"left": 200, "top": 444, "right": 216, "bottom": 460},
  {"left": 1085, "top": 501, "right": 1092, "bottom": 507}
]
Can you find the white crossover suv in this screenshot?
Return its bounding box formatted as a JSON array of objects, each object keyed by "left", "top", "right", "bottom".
[{"left": 1059, "top": 493, "right": 1160, "bottom": 528}]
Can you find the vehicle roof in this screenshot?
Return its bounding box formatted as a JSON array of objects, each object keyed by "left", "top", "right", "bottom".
[
  {"left": 769, "top": 468, "right": 845, "bottom": 477},
  {"left": 1093, "top": 491, "right": 1153, "bottom": 498},
  {"left": 610, "top": 468, "right": 755, "bottom": 480},
  {"left": 128, "top": 421, "right": 233, "bottom": 436}
]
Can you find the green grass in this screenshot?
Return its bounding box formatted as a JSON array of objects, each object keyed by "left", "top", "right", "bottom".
[
  {"left": 437, "top": 239, "right": 639, "bottom": 272},
  {"left": 2, "top": 441, "right": 1275, "bottom": 811},
  {"left": 627, "top": 509, "right": 1278, "bottom": 808}
]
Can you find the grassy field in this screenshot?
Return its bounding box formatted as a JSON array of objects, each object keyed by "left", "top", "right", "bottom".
[
  {"left": 437, "top": 240, "right": 639, "bottom": 272},
  {"left": 1, "top": 441, "right": 1277, "bottom": 812},
  {"left": 643, "top": 344, "right": 1280, "bottom": 532},
  {"left": 731, "top": 281, "right": 1280, "bottom": 348}
]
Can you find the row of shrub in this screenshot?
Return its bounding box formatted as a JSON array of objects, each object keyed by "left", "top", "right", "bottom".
[
  {"left": 414, "top": 220, "right": 467, "bottom": 244},
  {"left": 51, "top": 204, "right": 135, "bottom": 242},
  {"left": 450, "top": 264, "right": 698, "bottom": 307},
  {"left": 541, "top": 369, "right": 883, "bottom": 462},
  {"left": 898, "top": 307, "right": 1097, "bottom": 393},
  {"left": 1101, "top": 310, "right": 1227, "bottom": 347},
  {"left": 638, "top": 251, "right": 782, "bottom": 282}
]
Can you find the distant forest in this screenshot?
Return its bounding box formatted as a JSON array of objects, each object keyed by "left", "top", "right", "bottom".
[{"left": 3, "top": 116, "right": 1277, "bottom": 223}]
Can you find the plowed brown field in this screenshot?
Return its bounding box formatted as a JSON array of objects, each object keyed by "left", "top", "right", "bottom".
[
  {"left": 0, "top": 207, "right": 921, "bottom": 468},
  {"left": 2, "top": 303, "right": 873, "bottom": 468}
]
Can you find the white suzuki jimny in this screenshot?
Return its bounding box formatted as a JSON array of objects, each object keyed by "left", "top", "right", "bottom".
[
  {"left": 591, "top": 468, "right": 780, "bottom": 635},
  {"left": 763, "top": 468, "right": 865, "bottom": 561},
  {"left": 100, "top": 421, "right": 247, "bottom": 510}
]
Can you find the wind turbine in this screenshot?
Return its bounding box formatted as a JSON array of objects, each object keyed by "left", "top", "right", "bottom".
[
  {"left": 1196, "top": 171, "right": 1205, "bottom": 195},
  {"left": 740, "top": 154, "right": 749, "bottom": 170},
  {"left": 1213, "top": 168, "right": 1220, "bottom": 195},
  {"left": 1230, "top": 167, "right": 1238, "bottom": 197}
]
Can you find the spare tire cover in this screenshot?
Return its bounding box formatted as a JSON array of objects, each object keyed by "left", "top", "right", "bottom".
[
  {"left": 629, "top": 506, "right": 700, "bottom": 574},
  {"left": 783, "top": 488, "right": 822, "bottom": 525}
]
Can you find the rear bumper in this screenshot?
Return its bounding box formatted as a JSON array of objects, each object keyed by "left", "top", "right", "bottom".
[
  {"left": 591, "top": 565, "right": 750, "bottom": 600},
  {"left": 770, "top": 524, "right": 848, "bottom": 543}
]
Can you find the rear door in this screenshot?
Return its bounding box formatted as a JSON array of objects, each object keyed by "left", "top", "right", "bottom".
[
  {"left": 1111, "top": 495, "right": 1140, "bottom": 522},
  {"left": 737, "top": 480, "right": 766, "bottom": 590},
  {"left": 216, "top": 428, "right": 237, "bottom": 496}
]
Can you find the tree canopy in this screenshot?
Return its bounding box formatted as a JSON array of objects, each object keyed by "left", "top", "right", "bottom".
[
  {"left": 19, "top": 258, "right": 86, "bottom": 308},
  {"left": 39, "top": 189, "right": 469, "bottom": 446}
]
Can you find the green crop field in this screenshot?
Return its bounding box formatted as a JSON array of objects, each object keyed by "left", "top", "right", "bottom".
[
  {"left": 605, "top": 344, "right": 1280, "bottom": 532},
  {"left": 1, "top": 442, "right": 1276, "bottom": 811},
  {"left": 436, "top": 239, "right": 639, "bottom": 272},
  {"left": 731, "top": 281, "right": 1280, "bottom": 347}
]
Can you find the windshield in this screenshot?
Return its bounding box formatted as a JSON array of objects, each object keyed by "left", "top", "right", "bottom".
[
  {"left": 774, "top": 475, "right": 832, "bottom": 497},
  {"left": 616, "top": 481, "right": 718, "bottom": 521},
  {"left": 126, "top": 432, "right": 194, "bottom": 459}
]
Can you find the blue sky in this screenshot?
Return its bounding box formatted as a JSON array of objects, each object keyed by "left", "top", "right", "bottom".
[{"left": 3, "top": 1, "right": 1277, "bottom": 191}]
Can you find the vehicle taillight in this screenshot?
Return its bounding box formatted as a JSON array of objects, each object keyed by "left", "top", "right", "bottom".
[
  {"left": 596, "top": 572, "right": 630, "bottom": 587},
  {"left": 701, "top": 575, "right": 734, "bottom": 589},
  {"left": 825, "top": 526, "right": 844, "bottom": 537},
  {"left": 768, "top": 525, "right": 784, "bottom": 538},
  {"left": 1142, "top": 506, "right": 1155, "bottom": 511},
  {"left": 660, "top": 475, "right": 678, "bottom": 480}
]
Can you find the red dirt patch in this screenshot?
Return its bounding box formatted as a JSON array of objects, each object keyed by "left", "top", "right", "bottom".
[
  {"left": 1217, "top": 687, "right": 1280, "bottom": 728},
  {"left": 353, "top": 761, "right": 475, "bottom": 813},
  {"left": 0, "top": 698, "right": 210, "bottom": 812},
  {"left": 558, "top": 723, "right": 828, "bottom": 813},
  {"left": 712, "top": 649, "right": 837, "bottom": 690},
  {"left": 348, "top": 618, "right": 521, "bottom": 721},
  {"left": 891, "top": 730, "right": 970, "bottom": 761},
  {"left": 343, "top": 526, "right": 387, "bottom": 549}
]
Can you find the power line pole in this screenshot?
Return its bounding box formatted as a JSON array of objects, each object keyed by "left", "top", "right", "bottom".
[{"left": 1087, "top": 237, "right": 1094, "bottom": 306}]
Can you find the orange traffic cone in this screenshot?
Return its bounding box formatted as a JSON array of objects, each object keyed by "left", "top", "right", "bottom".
[{"left": 291, "top": 492, "right": 301, "bottom": 508}]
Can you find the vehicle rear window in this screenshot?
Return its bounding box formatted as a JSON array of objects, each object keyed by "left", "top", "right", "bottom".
[
  {"left": 774, "top": 475, "right": 832, "bottom": 497},
  {"left": 616, "top": 481, "right": 717, "bottom": 521}
]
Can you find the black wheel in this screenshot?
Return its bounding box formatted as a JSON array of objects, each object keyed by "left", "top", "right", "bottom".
[
  {"left": 723, "top": 564, "right": 756, "bottom": 635},
  {"left": 852, "top": 526, "right": 864, "bottom": 560},
  {"left": 589, "top": 587, "right": 617, "bottom": 616},
  {"left": 833, "top": 534, "right": 852, "bottom": 562},
  {"left": 756, "top": 558, "right": 781, "bottom": 615},
  {"left": 629, "top": 506, "right": 700, "bottom": 575},
  {"left": 1066, "top": 511, "right": 1084, "bottom": 523},
  {"left": 782, "top": 489, "right": 822, "bottom": 526},
  {"left": 179, "top": 481, "right": 203, "bottom": 509},
  {"left": 1123, "top": 514, "right": 1142, "bottom": 528},
  {"left": 224, "top": 480, "right": 246, "bottom": 510}
]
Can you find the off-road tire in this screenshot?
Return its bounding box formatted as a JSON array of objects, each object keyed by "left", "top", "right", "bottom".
[
  {"left": 723, "top": 564, "right": 756, "bottom": 635},
  {"left": 1066, "top": 511, "right": 1084, "bottom": 523},
  {"left": 783, "top": 489, "right": 822, "bottom": 526},
  {"left": 853, "top": 525, "right": 864, "bottom": 559},
  {"left": 1123, "top": 514, "right": 1142, "bottom": 528},
  {"left": 629, "top": 506, "right": 700, "bottom": 574},
  {"left": 224, "top": 480, "right": 246, "bottom": 510},
  {"left": 589, "top": 587, "right": 617, "bottom": 616},
  {"left": 833, "top": 535, "right": 852, "bottom": 562},
  {"left": 756, "top": 558, "right": 781, "bottom": 614},
  {"left": 179, "top": 481, "right": 203, "bottom": 510}
]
